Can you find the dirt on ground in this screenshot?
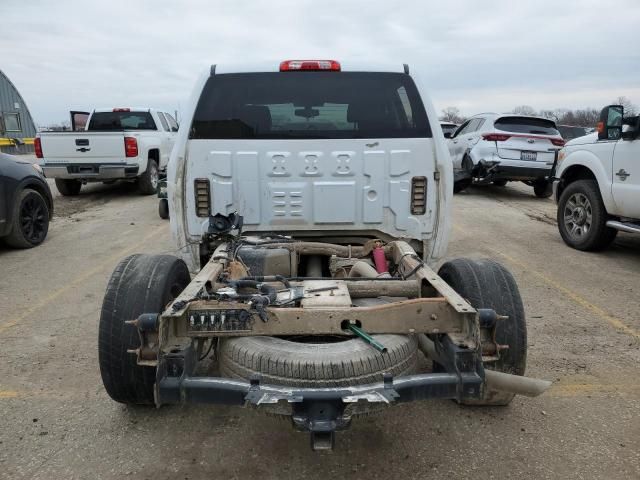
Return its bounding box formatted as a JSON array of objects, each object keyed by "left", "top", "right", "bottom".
[{"left": 0, "top": 181, "right": 638, "bottom": 479}]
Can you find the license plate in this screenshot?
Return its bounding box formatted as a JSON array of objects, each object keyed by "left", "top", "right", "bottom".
[{"left": 520, "top": 151, "right": 537, "bottom": 161}]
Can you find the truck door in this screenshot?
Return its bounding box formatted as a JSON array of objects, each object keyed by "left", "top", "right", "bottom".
[
  {"left": 448, "top": 119, "right": 473, "bottom": 169},
  {"left": 70, "top": 111, "right": 90, "bottom": 131},
  {"left": 156, "top": 112, "right": 173, "bottom": 169},
  {"left": 611, "top": 137, "right": 640, "bottom": 218}
]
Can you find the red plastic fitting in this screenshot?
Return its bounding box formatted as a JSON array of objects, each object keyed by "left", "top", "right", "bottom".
[{"left": 372, "top": 246, "right": 389, "bottom": 274}]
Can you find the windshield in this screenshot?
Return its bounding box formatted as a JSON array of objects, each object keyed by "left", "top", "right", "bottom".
[
  {"left": 190, "top": 72, "right": 431, "bottom": 139},
  {"left": 494, "top": 116, "right": 560, "bottom": 136},
  {"left": 88, "top": 111, "right": 157, "bottom": 131}
]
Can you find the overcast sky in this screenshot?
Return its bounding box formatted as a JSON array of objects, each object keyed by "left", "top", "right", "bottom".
[{"left": 1, "top": 0, "right": 639, "bottom": 125}]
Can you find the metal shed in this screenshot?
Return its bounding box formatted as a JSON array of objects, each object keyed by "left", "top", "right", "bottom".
[{"left": 0, "top": 69, "right": 37, "bottom": 154}]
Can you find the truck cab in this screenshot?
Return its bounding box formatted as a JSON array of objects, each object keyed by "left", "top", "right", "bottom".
[
  {"left": 554, "top": 104, "right": 640, "bottom": 250},
  {"left": 168, "top": 61, "right": 452, "bottom": 271}
]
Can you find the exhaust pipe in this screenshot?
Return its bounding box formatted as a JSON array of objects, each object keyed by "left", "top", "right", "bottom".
[{"left": 417, "top": 334, "right": 551, "bottom": 398}]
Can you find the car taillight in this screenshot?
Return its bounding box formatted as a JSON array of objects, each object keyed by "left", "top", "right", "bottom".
[
  {"left": 279, "top": 60, "right": 341, "bottom": 71},
  {"left": 550, "top": 138, "right": 565, "bottom": 147},
  {"left": 34, "top": 137, "right": 43, "bottom": 158},
  {"left": 482, "top": 133, "right": 511, "bottom": 142},
  {"left": 113, "top": 108, "right": 130, "bottom": 112},
  {"left": 124, "top": 137, "right": 138, "bottom": 157},
  {"left": 194, "top": 179, "right": 211, "bottom": 217},
  {"left": 410, "top": 176, "right": 427, "bottom": 215}
]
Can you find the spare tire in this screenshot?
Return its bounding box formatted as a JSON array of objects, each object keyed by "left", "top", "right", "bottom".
[{"left": 218, "top": 334, "right": 418, "bottom": 391}]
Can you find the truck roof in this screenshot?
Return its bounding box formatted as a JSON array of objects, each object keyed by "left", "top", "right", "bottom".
[
  {"left": 214, "top": 60, "right": 407, "bottom": 75},
  {"left": 92, "top": 107, "right": 158, "bottom": 113}
]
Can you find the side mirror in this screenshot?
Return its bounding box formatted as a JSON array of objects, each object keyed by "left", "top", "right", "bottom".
[
  {"left": 443, "top": 132, "right": 452, "bottom": 139},
  {"left": 597, "top": 105, "right": 623, "bottom": 141}
]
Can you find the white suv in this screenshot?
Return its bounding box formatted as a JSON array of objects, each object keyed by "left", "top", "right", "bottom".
[{"left": 448, "top": 113, "right": 565, "bottom": 197}]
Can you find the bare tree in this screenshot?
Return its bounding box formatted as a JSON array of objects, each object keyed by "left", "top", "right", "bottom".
[
  {"left": 612, "top": 96, "right": 637, "bottom": 116},
  {"left": 539, "top": 109, "right": 559, "bottom": 122},
  {"left": 439, "top": 107, "right": 465, "bottom": 124},
  {"left": 511, "top": 105, "right": 537, "bottom": 116}
]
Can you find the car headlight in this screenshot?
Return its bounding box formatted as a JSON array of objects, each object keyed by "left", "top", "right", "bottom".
[{"left": 31, "top": 163, "right": 44, "bottom": 175}]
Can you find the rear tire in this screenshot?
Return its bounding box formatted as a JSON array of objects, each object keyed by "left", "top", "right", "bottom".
[
  {"left": 533, "top": 180, "right": 553, "bottom": 198},
  {"left": 98, "top": 254, "right": 190, "bottom": 405},
  {"left": 5, "top": 188, "right": 50, "bottom": 248},
  {"left": 438, "top": 258, "right": 527, "bottom": 406},
  {"left": 158, "top": 198, "right": 169, "bottom": 219},
  {"left": 137, "top": 159, "right": 159, "bottom": 195},
  {"left": 55, "top": 178, "right": 82, "bottom": 196},
  {"left": 557, "top": 179, "right": 617, "bottom": 251}
]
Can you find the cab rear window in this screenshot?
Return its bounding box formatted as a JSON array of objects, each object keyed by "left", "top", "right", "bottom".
[
  {"left": 190, "top": 72, "right": 431, "bottom": 139},
  {"left": 494, "top": 116, "right": 559, "bottom": 136},
  {"left": 88, "top": 112, "right": 157, "bottom": 131}
]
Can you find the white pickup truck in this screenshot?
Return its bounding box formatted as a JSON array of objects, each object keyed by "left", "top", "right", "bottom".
[
  {"left": 554, "top": 104, "right": 640, "bottom": 250},
  {"left": 35, "top": 108, "right": 178, "bottom": 195},
  {"left": 96, "top": 60, "right": 550, "bottom": 451}
]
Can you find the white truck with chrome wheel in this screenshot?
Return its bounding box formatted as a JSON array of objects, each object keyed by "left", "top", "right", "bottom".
[
  {"left": 97, "top": 60, "right": 550, "bottom": 450},
  {"left": 37, "top": 108, "right": 178, "bottom": 196},
  {"left": 554, "top": 105, "right": 640, "bottom": 251}
]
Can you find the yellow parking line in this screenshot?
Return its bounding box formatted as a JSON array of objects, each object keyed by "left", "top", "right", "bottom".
[
  {"left": 0, "top": 224, "right": 169, "bottom": 335},
  {"left": 549, "top": 383, "right": 640, "bottom": 397},
  {"left": 0, "top": 390, "right": 19, "bottom": 399},
  {"left": 453, "top": 225, "right": 640, "bottom": 340}
]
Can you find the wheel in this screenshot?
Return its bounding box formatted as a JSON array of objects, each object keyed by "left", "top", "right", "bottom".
[
  {"left": 218, "top": 334, "right": 418, "bottom": 414},
  {"left": 454, "top": 179, "right": 471, "bottom": 193},
  {"left": 438, "top": 258, "right": 527, "bottom": 406},
  {"left": 55, "top": 178, "right": 82, "bottom": 196},
  {"left": 4, "top": 188, "right": 50, "bottom": 248},
  {"left": 99, "top": 254, "right": 190, "bottom": 405},
  {"left": 137, "top": 159, "right": 159, "bottom": 195},
  {"left": 492, "top": 180, "right": 508, "bottom": 187},
  {"left": 557, "top": 179, "right": 617, "bottom": 251},
  {"left": 533, "top": 180, "right": 553, "bottom": 198},
  {"left": 158, "top": 198, "right": 169, "bottom": 219}
]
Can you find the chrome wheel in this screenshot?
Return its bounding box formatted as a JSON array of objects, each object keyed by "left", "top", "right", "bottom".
[
  {"left": 563, "top": 192, "right": 592, "bottom": 240},
  {"left": 149, "top": 162, "right": 158, "bottom": 190}
]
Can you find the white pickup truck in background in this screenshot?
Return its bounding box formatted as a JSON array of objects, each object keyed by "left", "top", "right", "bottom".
[
  {"left": 554, "top": 104, "right": 640, "bottom": 250},
  {"left": 35, "top": 108, "right": 178, "bottom": 195}
]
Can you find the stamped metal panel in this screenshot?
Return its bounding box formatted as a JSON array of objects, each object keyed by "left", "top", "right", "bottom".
[{"left": 185, "top": 138, "right": 436, "bottom": 241}]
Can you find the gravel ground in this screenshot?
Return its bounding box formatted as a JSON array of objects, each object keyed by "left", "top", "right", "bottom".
[{"left": 0, "top": 180, "right": 638, "bottom": 479}]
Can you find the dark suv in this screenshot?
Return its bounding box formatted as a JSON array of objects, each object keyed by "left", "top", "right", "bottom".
[{"left": 0, "top": 153, "right": 53, "bottom": 248}]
